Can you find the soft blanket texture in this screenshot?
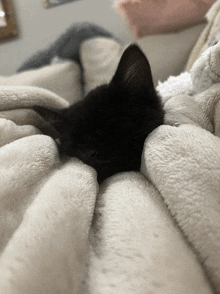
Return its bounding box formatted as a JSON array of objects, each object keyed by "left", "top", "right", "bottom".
[
  {"left": 0, "top": 58, "right": 83, "bottom": 105},
  {"left": 114, "top": 0, "right": 215, "bottom": 37},
  {"left": 186, "top": 0, "right": 220, "bottom": 70},
  {"left": 1, "top": 8, "right": 220, "bottom": 292},
  {"left": 0, "top": 85, "right": 98, "bottom": 293}
]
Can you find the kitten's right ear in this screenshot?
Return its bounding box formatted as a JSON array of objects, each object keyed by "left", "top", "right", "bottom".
[
  {"left": 33, "top": 105, "right": 66, "bottom": 133},
  {"left": 110, "top": 44, "right": 155, "bottom": 92}
]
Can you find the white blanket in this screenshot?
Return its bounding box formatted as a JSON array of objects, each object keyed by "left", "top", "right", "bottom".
[{"left": 1, "top": 40, "right": 220, "bottom": 293}]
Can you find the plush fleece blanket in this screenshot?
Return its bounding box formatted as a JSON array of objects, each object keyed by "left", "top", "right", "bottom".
[{"left": 1, "top": 23, "right": 220, "bottom": 294}]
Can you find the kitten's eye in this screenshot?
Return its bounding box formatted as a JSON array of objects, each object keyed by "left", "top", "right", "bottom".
[
  {"left": 87, "top": 150, "right": 98, "bottom": 157},
  {"left": 96, "top": 129, "right": 103, "bottom": 136}
]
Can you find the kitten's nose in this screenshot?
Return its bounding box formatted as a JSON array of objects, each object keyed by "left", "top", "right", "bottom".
[
  {"left": 87, "top": 150, "right": 98, "bottom": 158},
  {"left": 81, "top": 149, "right": 98, "bottom": 162},
  {"left": 66, "top": 149, "right": 97, "bottom": 162}
]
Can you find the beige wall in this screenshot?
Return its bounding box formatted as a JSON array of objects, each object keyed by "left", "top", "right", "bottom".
[{"left": 0, "top": 0, "right": 132, "bottom": 75}]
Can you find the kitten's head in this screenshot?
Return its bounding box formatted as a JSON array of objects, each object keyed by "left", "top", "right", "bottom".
[{"left": 33, "top": 44, "right": 164, "bottom": 183}]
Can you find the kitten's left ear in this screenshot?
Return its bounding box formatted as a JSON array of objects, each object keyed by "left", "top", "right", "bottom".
[
  {"left": 33, "top": 105, "right": 66, "bottom": 134},
  {"left": 110, "top": 44, "right": 155, "bottom": 91}
]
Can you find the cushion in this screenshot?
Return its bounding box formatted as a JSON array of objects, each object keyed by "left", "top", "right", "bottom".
[
  {"left": 80, "top": 37, "right": 124, "bottom": 93},
  {"left": 136, "top": 23, "right": 206, "bottom": 84}
]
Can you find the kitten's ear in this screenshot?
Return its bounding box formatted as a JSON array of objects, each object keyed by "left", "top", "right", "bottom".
[
  {"left": 33, "top": 105, "right": 66, "bottom": 133},
  {"left": 111, "top": 44, "right": 154, "bottom": 91}
]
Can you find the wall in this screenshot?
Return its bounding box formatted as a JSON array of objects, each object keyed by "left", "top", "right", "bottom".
[{"left": 0, "top": 0, "right": 133, "bottom": 75}]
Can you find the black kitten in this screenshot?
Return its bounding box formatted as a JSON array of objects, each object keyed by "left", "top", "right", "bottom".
[{"left": 33, "top": 44, "right": 164, "bottom": 184}]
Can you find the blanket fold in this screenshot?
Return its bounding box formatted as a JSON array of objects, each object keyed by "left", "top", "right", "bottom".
[
  {"left": 87, "top": 172, "right": 213, "bottom": 293},
  {"left": 141, "top": 124, "right": 220, "bottom": 291},
  {"left": 0, "top": 157, "right": 98, "bottom": 293},
  {"left": 0, "top": 76, "right": 99, "bottom": 293}
]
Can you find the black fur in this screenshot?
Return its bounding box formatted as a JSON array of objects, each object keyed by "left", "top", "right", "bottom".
[{"left": 33, "top": 44, "right": 164, "bottom": 184}]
